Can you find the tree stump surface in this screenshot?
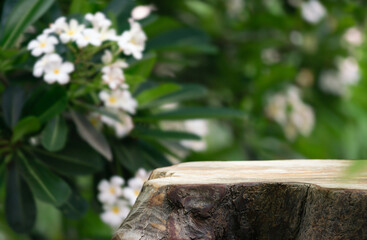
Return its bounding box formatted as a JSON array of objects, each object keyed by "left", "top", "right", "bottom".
[{"left": 113, "top": 160, "right": 367, "bottom": 240}]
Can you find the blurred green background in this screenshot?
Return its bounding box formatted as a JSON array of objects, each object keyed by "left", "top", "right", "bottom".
[{"left": 2, "top": 0, "right": 367, "bottom": 239}]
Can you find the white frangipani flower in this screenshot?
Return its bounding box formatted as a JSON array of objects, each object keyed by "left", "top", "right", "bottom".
[
  {"left": 100, "top": 200, "right": 130, "bottom": 228},
  {"left": 99, "top": 26, "right": 117, "bottom": 42},
  {"left": 101, "top": 111, "right": 134, "bottom": 138},
  {"left": 43, "top": 61, "right": 74, "bottom": 85},
  {"left": 102, "top": 67, "right": 128, "bottom": 89},
  {"left": 131, "top": 5, "right": 156, "bottom": 20},
  {"left": 118, "top": 19, "right": 147, "bottom": 60},
  {"left": 98, "top": 176, "right": 124, "bottom": 205},
  {"left": 85, "top": 12, "right": 111, "bottom": 29},
  {"left": 33, "top": 53, "right": 62, "bottom": 77},
  {"left": 301, "top": 0, "right": 326, "bottom": 24},
  {"left": 59, "top": 19, "right": 85, "bottom": 43},
  {"left": 265, "top": 86, "right": 315, "bottom": 141},
  {"left": 76, "top": 28, "right": 102, "bottom": 48},
  {"left": 99, "top": 89, "right": 137, "bottom": 114},
  {"left": 27, "top": 34, "right": 58, "bottom": 56},
  {"left": 344, "top": 27, "right": 363, "bottom": 46},
  {"left": 123, "top": 168, "right": 150, "bottom": 205}
]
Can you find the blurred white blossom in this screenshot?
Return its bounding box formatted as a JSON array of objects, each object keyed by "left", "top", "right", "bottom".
[
  {"left": 98, "top": 176, "right": 125, "bottom": 205},
  {"left": 118, "top": 19, "right": 147, "bottom": 59},
  {"left": 59, "top": 19, "right": 85, "bottom": 43},
  {"left": 27, "top": 34, "right": 58, "bottom": 56},
  {"left": 344, "top": 27, "right": 363, "bottom": 46},
  {"left": 76, "top": 28, "right": 102, "bottom": 48},
  {"left": 101, "top": 111, "right": 134, "bottom": 138},
  {"left": 265, "top": 86, "right": 315, "bottom": 140},
  {"left": 43, "top": 60, "right": 74, "bottom": 85},
  {"left": 123, "top": 168, "right": 150, "bottom": 205},
  {"left": 85, "top": 12, "right": 112, "bottom": 29},
  {"left": 100, "top": 200, "right": 130, "bottom": 228},
  {"left": 261, "top": 48, "right": 280, "bottom": 65},
  {"left": 319, "top": 57, "right": 360, "bottom": 96},
  {"left": 99, "top": 89, "right": 137, "bottom": 114},
  {"left": 181, "top": 120, "right": 209, "bottom": 152},
  {"left": 33, "top": 53, "right": 62, "bottom": 77},
  {"left": 131, "top": 5, "right": 156, "bottom": 20},
  {"left": 301, "top": 0, "right": 326, "bottom": 24}
]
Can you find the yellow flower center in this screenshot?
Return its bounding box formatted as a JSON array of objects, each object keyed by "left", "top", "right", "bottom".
[
  {"left": 67, "top": 30, "right": 75, "bottom": 36},
  {"left": 129, "top": 37, "right": 138, "bottom": 45},
  {"left": 108, "top": 97, "right": 117, "bottom": 104},
  {"left": 134, "top": 190, "right": 140, "bottom": 197},
  {"left": 112, "top": 206, "right": 120, "bottom": 214},
  {"left": 109, "top": 187, "right": 116, "bottom": 194},
  {"left": 40, "top": 42, "right": 47, "bottom": 48},
  {"left": 53, "top": 69, "right": 60, "bottom": 74}
]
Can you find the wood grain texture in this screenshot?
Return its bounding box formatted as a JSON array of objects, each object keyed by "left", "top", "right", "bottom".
[{"left": 113, "top": 160, "right": 367, "bottom": 240}]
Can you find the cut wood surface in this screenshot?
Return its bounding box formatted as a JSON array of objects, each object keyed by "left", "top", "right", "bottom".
[{"left": 113, "top": 160, "right": 367, "bottom": 240}]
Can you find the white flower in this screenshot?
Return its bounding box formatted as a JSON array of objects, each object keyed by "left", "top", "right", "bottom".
[
  {"left": 59, "top": 19, "right": 85, "bottom": 43},
  {"left": 85, "top": 12, "right": 111, "bottom": 29},
  {"left": 101, "top": 111, "right": 134, "bottom": 138},
  {"left": 99, "top": 89, "right": 137, "bottom": 114},
  {"left": 131, "top": 5, "right": 156, "bottom": 20},
  {"left": 265, "top": 86, "right": 315, "bottom": 141},
  {"left": 27, "top": 34, "right": 58, "bottom": 56},
  {"left": 33, "top": 53, "right": 62, "bottom": 77},
  {"left": 118, "top": 19, "right": 147, "bottom": 59},
  {"left": 100, "top": 200, "right": 130, "bottom": 228},
  {"left": 76, "top": 28, "right": 101, "bottom": 48},
  {"left": 43, "top": 61, "right": 74, "bottom": 85},
  {"left": 319, "top": 57, "right": 360, "bottom": 96},
  {"left": 102, "top": 67, "right": 128, "bottom": 89},
  {"left": 99, "top": 26, "right": 117, "bottom": 42},
  {"left": 98, "top": 176, "right": 124, "bottom": 205},
  {"left": 344, "top": 27, "right": 363, "bottom": 46},
  {"left": 123, "top": 169, "right": 150, "bottom": 205},
  {"left": 301, "top": 0, "right": 326, "bottom": 24},
  {"left": 47, "top": 17, "right": 67, "bottom": 34},
  {"left": 181, "top": 120, "right": 209, "bottom": 152}
]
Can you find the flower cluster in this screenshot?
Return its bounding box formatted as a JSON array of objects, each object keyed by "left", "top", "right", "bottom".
[
  {"left": 27, "top": 11, "right": 148, "bottom": 138},
  {"left": 97, "top": 169, "right": 150, "bottom": 228},
  {"left": 265, "top": 86, "right": 315, "bottom": 140},
  {"left": 300, "top": 0, "right": 326, "bottom": 24}
]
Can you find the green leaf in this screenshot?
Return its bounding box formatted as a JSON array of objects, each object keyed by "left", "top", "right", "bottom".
[
  {"left": 5, "top": 162, "right": 36, "bottom": 233},
  {"left": 132, "top": 128, "right": 201, "bottom": 141},
  {"left": 104, "top": 0, "right": 135, "bottom": 32},
  {"left": 41, "top": 115, "right": 68, "bottom": 152},
  {"left": 72, "top": 101, "right": 120, "bottom": 122},
  {"left": 136, "top": 83, "right": 181, "bottom": 107},
  {"left": 125, "top": 74, "right": 146, "bottom": 93},
  {"left": 69, "top": 0, "right": 92, "bottom": 14},
  {"left": 70, "top": 110, "right": 112, "bottom": 161},
  {"left": 0, "top": 0, "right": 20, "bottom": 36},
  {"left": 112, "top": 139, "right": 170, "bottom": 174},
  {"left": 147, "top": 28, "right": 217, "bottom": 53},
  {"left": 12, "top": 116, "right": 40, "bottom": 143},
  {"left": 137, "top": 107, "right": 247, "bottom": 121},
  {"left": 125, "top": 53, "right": 156, "bottom": 79},
  {"left": 2, "top": 86, "right": 25, "bottom": 128},
  {"left": 0, "top": 0, "right": 55, "bottom": 49},
  {"left": 35, "top": 139, "right": 104, "bottom": 176},
  {"left": 139, "top": 84, "right": 208, "bottom": 109},
  {"left": 58, "top": 189, "right": 88, "bottom": 219},
  {"left": 23, "top": 85, "right": 68, "bottom": 123},
  {"left": 18, "top": 151, "right": 71, "bottom": 207}
]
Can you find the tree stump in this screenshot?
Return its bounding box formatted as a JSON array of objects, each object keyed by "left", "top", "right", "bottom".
[{"left": 113, "top": 160, "right": 367, "bottom": 240}]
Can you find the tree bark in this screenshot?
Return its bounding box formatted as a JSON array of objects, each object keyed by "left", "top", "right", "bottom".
[{"left": 113, "top": 160, "right": 367, "bottom": 240}]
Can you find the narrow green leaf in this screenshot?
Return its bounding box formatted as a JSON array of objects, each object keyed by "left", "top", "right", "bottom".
[
  {"left": 0, "top": 0, "right": 20, "bottom": 36},
  {"left": 35, "top": 139, "right": 104, "bottom": 176},
  {"left": 58, "top": 189, "right": 88, "bottom": 219},
  {"left": 41, "top": 116, "right": 68, "bottom": 152},
  {"left": 23, "top": 85, "right": 68, "bottom": 123},
  {"left": 0, "top": 0, "right": 55, "bottom": 49},
  {"left": 104, "top": 0, "right": 135, "bottom": 32},
  {"left": 12, "top": 117, "right": 40, "bottom": 143},
  {"left": 2, "top": 86, "right": 25, "bottom": 128},
  {"left": 139, "top": 84, "right": 208, "bottom": 109},
  {"left": 137, "top": 83, "right": 181, "bottom": 107},
  {"left": 132, "top": 128, "right": 201, "bottom": 140},
  {"left": 5, "top": 162, "right": 36, "bottom": 233},
  {"left": 18, "top": 152, "right": 71, "bottom": 207},
  {"left": 137, "top": 107, "right": 247, "bottom": 121},
  {"left": 125, "top": 74, "right": 146, "bottom": 93},
  {"left": 72, "top": 101, "right": 120, "bottom": 122},
  {"left": 69, "top": 0, "right": 92, "bottom": 14},
  {"left": 70, "top": 111, "right": 112, "bottom": 161},
  {"left": 125, "top": 53, "right": 157, "bottom": 79}
]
